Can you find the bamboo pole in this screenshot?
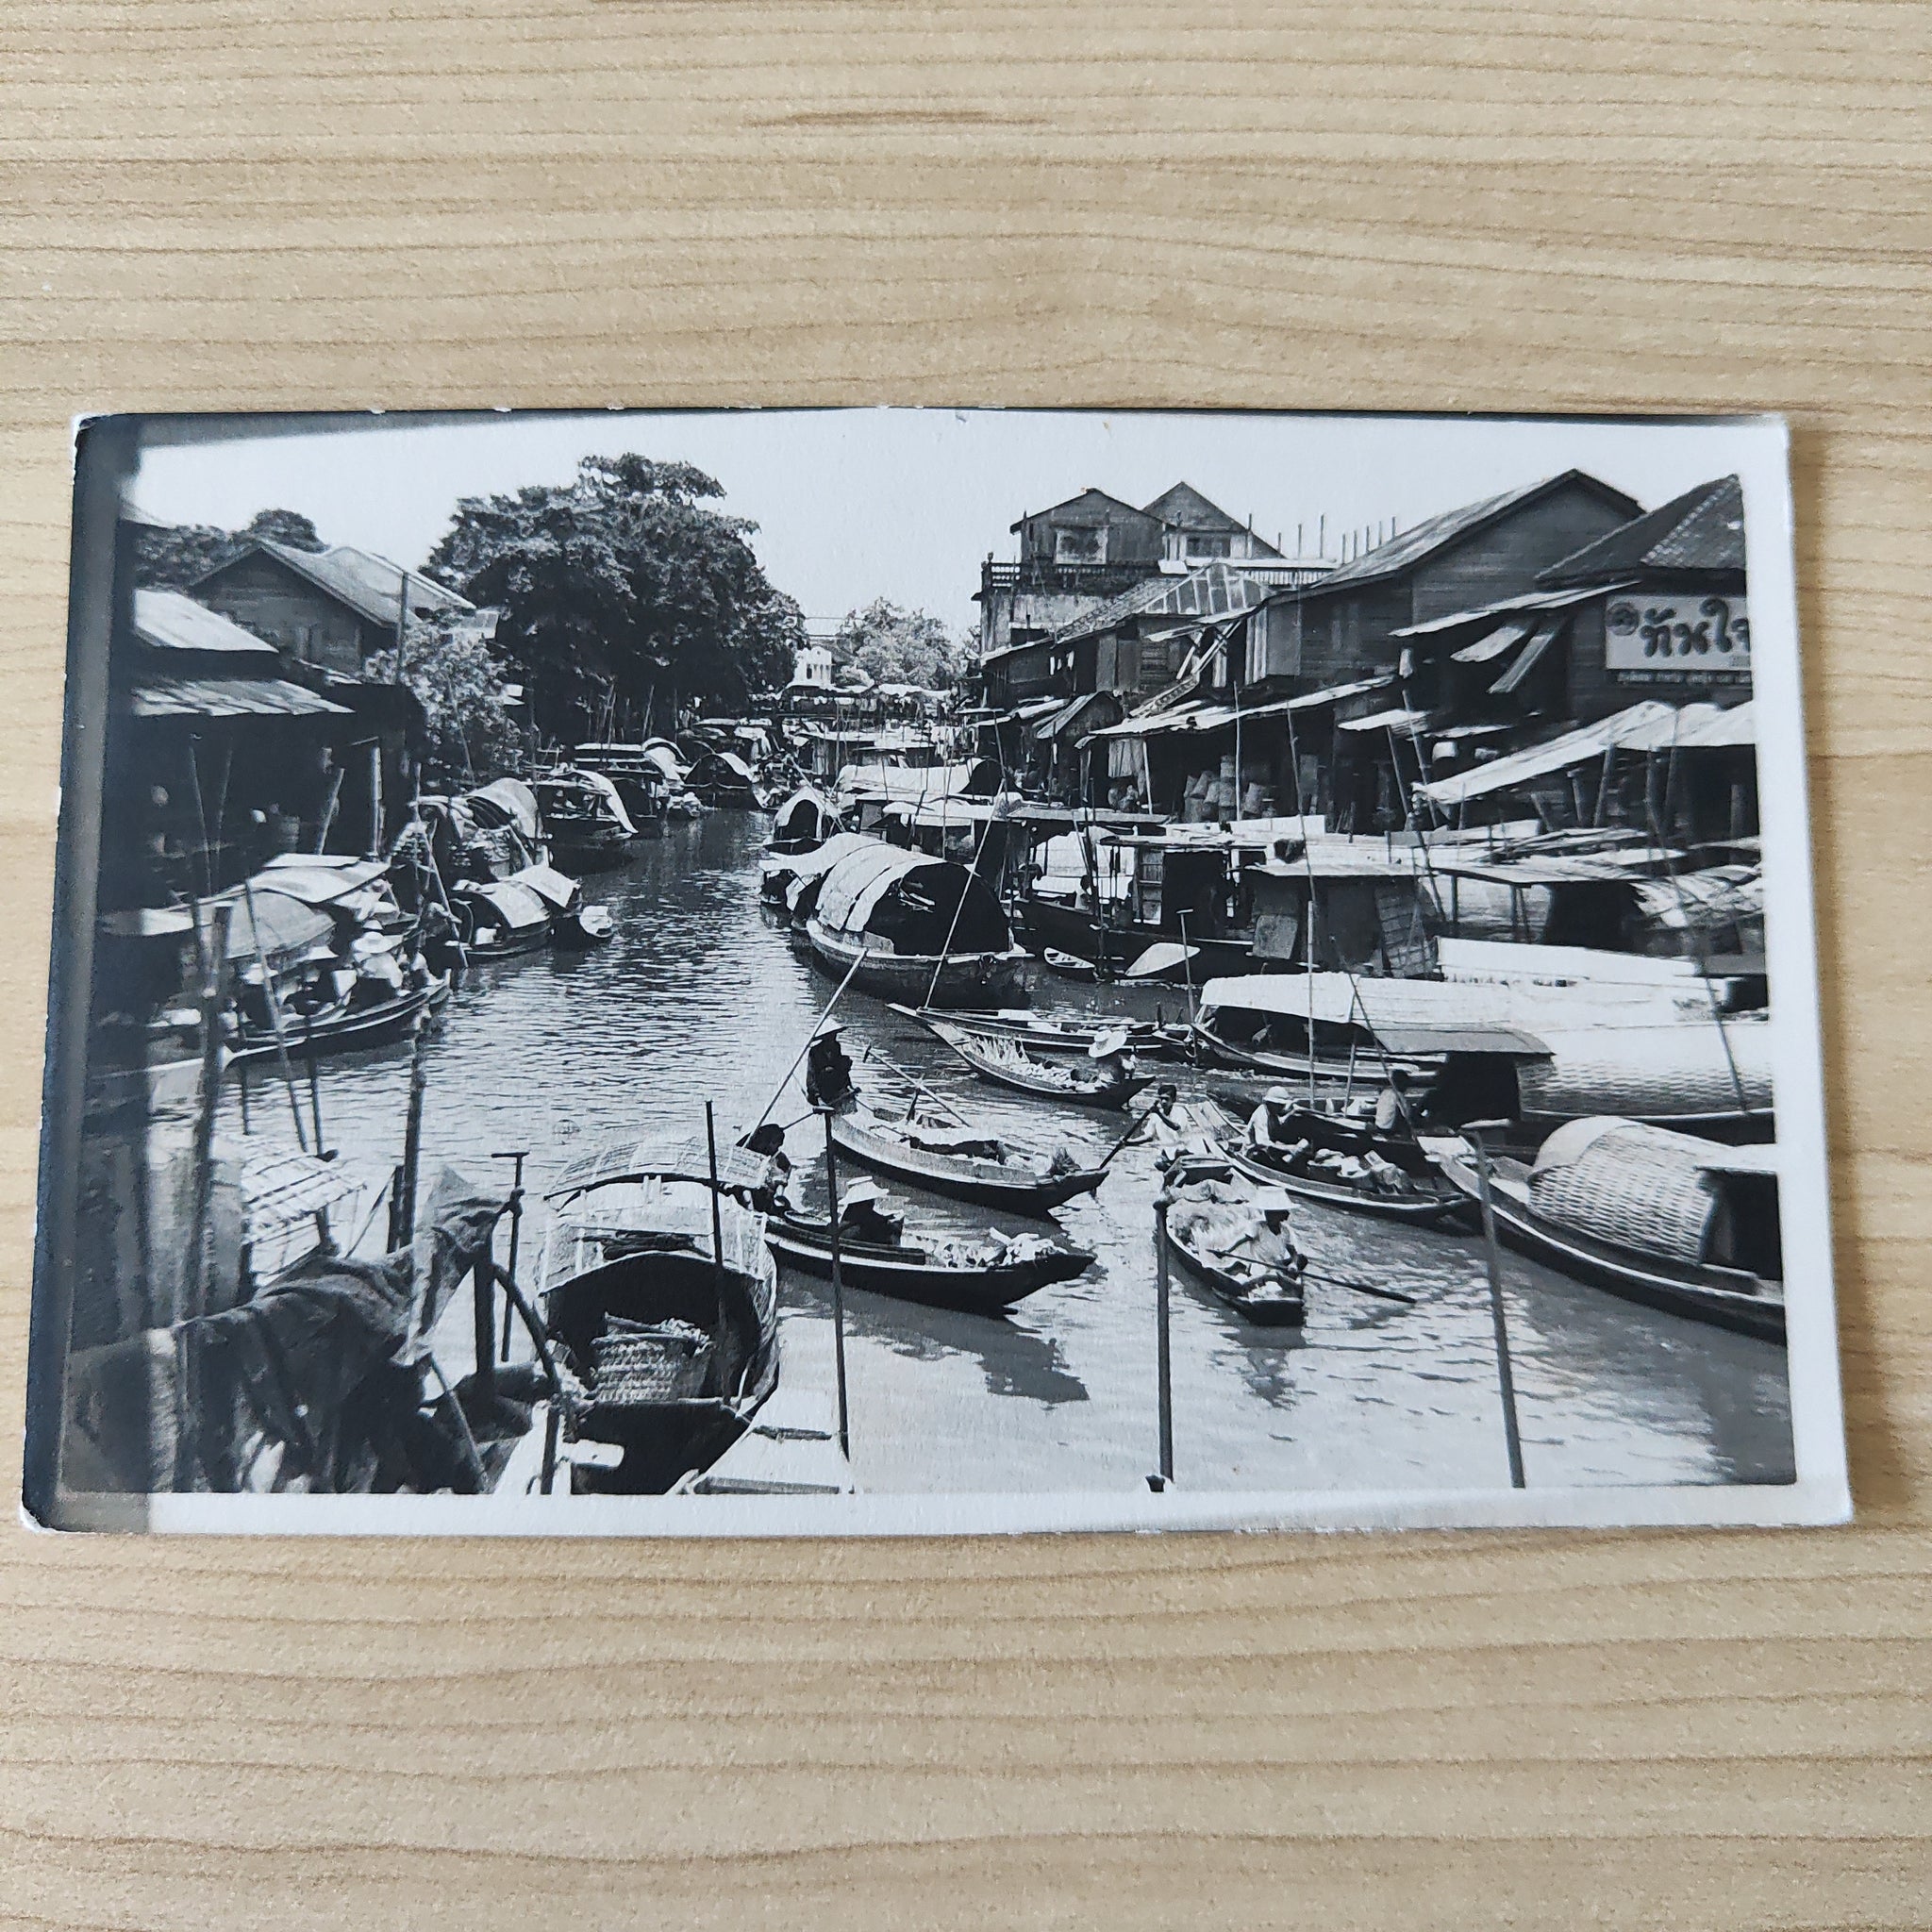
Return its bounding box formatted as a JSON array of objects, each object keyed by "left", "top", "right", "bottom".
[
  {"left": 822, "top": 1108, "right": 851, "bottom": 1460},
  {"left": 185, "top": 901, "right": 233, "bottom": 1324},
  {"left": 1152, "top": 1196, "right": 1174, "bottom": 1490},
  {"left": 705, "top": 1102, "right": 730, "bottom": 1371},
  {"left": 240, "top": 875, "right": 310, "bottom": 1154},
  {"left": 1468, "top": 1124, "right": 1526, "bottom": 1489}
]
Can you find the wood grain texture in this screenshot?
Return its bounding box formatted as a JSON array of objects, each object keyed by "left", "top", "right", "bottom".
[{"left": 2, "top": 2, "right": 1928, "bottom": 1923}]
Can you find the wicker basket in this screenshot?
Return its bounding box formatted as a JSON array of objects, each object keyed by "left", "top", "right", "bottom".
[{"left": 591, "top": 1320, "right": 714, "bottom": 1406}]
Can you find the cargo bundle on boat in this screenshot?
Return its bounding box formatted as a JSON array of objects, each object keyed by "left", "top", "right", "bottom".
[
  {"left": 804, "top": 840, "right": 1028, "bottom": 1006},
  {"left": 1160, "top": 1174, "right": 1307, "bottom": 1327},
  {"left": 539, "top": 1136, "right": 780, "bottom": 1493},
  {"left": 1424, "top": 1117, "right": 1784, "bottom": 1339}
]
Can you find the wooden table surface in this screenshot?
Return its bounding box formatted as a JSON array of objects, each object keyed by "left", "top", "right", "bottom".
[{"left": 2, "top": 4, "right": 1927, "bottom": 1924}]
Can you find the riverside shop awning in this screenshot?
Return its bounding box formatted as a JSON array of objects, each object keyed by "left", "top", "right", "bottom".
[
  {"left": 1081, "top": 675, "right": 1395, "bottom": 743},
  {"left": 1412, "top": 702, "right": 1754, "bottom": 810}
]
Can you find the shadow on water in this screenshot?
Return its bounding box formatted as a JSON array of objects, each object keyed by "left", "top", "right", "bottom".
[{"left": 777, "top": 1264, "right": 1091, "bottom": 1407}]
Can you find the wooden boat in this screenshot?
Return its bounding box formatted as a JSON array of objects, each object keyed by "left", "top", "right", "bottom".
[
  {"left": 230, "top": 972, "right": 449, "bottom": 1064},
  {"left": 766, "top": 1206, "right": 1093, "bottom": 1315},
  {"left": 569, "top": 744, "right": 673, "bottom": 836},
  {"left": 828, "top": 1105, "right": 1107, "bottom": 1216},
  {"left": 1161, "top": 1174, "right": 1307, "bottom": 1327},
  {"left": 888, "top": 1002, "right": 1172, "bottom": 1060},
  {"left": 540, "top": 1137, "right": 780, "bottom": 1492},
  {"left": 917, "top": 1013, "right": 1154, "bottom": 1108},
  {"left": 1213, "top": 1101, "right": 1471, "bottom": 1226},
  {"left": 805, "top": 840, "right": 1028, "bottom": 1007},
  {"left": 685, "top": 748, "right": 759, "bottom": 808},
  {"left": 534, "top": 767, "right": 643, "bottom": 871},
  {"left": 1424, "top": 1119, "right": 1785, "bottom": 1341},
  {"left": 1040, "top": 947, "right": 1100, "bottom": 983},
  {"left": 767, "top": 785, "right": 843, "bottom": 857},
  {"left": 553, "top": 904, "right": 614, "bottom": 947},
  {"left": 1018, "top": 891, "right": 1259, "bottom": 979},
  {"left": 453, "top": 875, "right": 554, "bottom": 958}
]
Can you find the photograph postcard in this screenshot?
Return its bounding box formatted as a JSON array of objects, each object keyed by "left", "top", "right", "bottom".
[{"left": 23, "top": 408, "right": 1849, "bottom": 1533}]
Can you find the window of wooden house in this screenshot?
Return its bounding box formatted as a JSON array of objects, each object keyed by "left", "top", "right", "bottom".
[
  {"left": 1056, "top": 525, "right": 1106, "bottom": 563},
  {"left": 1185, "top": 533, "right": 1232, "bottom": 558}
]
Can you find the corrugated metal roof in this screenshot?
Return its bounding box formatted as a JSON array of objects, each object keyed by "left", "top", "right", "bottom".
[
  {"left": 242, "top": 540, "right": 473, "bottom": 629},
  {"left": 133, "top": 588, "right": 278, "bottom": 657},
  {"left": 1396, "top": 583, "right": 1622, "bottom": 641},
  {"left": 1538, "top": 475, "right": 1744, "bottom": 587},
  {"left": 129, "top": 676, "right": 352, "bottom": 719},
  {"left": 1295, "top": 471, "right": 1641, "bottom": 597},
  {"left": 1053, "top": 558, "right": 1270, "bottom": 645}
]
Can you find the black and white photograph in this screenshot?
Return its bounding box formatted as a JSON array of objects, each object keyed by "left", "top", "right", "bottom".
[{"left": 25, "top": 408, "right": 1847, "bottom": 1533}]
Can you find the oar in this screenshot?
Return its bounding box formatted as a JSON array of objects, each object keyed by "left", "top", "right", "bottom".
[
  {"left": 859, "top": 1041, "right": 974, "bottom": 1127},
  {"left": 1299, "top": 1269, "right": 1418, "bottom": 1307}
]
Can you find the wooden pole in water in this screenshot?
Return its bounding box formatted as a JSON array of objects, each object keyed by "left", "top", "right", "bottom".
[
  {"left": 1153, "top": 1195, "right": 1174, "bottom": 1489},
  {"left": 705, "top": 1102, "right": 731, "bottom": 1369},
  {"left": 240, "top": 874, "right": 309, "bottom": 1153},
  {"left": 185, "top": 901, "right": 233, "bottom": 1324},
  {"left": 493, "top": 1150, "right": 527, "bottom": 1364},
  {"left": 1468, "top": 1123, "right": 1526, "bottom": 1490},
  {"left": 821, "top": 1107, "right": 851, "bottom": 1461},
  {"left": 395, "top": 1016, "right": 430, "bottom": 1249}
]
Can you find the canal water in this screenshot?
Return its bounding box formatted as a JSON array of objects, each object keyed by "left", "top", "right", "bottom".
[{"left": 222, "top": 811, "right": 1795, "bottom": 1497}]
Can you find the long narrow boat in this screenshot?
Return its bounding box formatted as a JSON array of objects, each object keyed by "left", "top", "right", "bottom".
[
  {"left": 230, "top": 974, "right": 450, "bottom": 1065},
  {"left": 1424, "top": 1125, "right": 1785, "bottom": 1341},
  {"left": 1161, "top": 1175, "right": 1307, "bottom": 1327},
  {"left": 1210, "top": 1103, "right": 1472, "bottom": 1226},
  {"left": 766, "top": 1209, "right": 1093, "bottom": 1315},
  {"left": 828, "top": 1106, "right": 1107, "bottom": 1216},
  {"left": 540, "top": 1138, "right": 780, "bottom": 1492},
  {"left": 887, "top": 1002, "right": 1173, "bottom": 1060},
  {"left": 918, "top": 1014, "right": 1155, "bottom": 1108}
]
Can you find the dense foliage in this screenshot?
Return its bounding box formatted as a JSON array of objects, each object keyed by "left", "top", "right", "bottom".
[
  {"left": 364, "top": 617, "right": 523, "bottom": 787},
  {"left": 425, "top": 455, "right": 804, "bottom": 741},
  {"left": 834, "top": 598, "right": 972, "bottom": 691},
  {"left": 133, "top": 508, "right": 325, "bottom": 589}
]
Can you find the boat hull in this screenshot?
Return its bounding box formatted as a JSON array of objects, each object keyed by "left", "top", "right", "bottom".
[
  {"left": 1429, "top": 1145, "right": 1786, "bottom": 1341},
  {"left": 1222, "top": 1142, "right": 1471, "bottom": 1226},
  {"left": 1019, "top": 896, "right": 1262, "bottom": 978},
  {"left": 1163, "top": 1224, "right": 1306, "bottom": 1327},
  {"left": 919, "top": 1015, "right": 1154, "bottom": 1109},
  {"left": 766, "top": 1218, "right": 1092, "bottom": 1314},
  {"left": 231, "top": 978, "right": 449, "bottom": 1064},
  {"left": 806, "top": 921, "right": 1028, "bottom": 1008},
  {"left": 828, "top": 1110, "right": 1106, "bottom": 1216}
]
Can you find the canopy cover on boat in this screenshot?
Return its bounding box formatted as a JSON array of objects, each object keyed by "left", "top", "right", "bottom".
[
  {"left": 772, "top": 786, "right": 841, "bottom": 842},
  {"left": 469, "top": 880, "right": 549, "bottom": 932},
  {"left": 220, "top": 889, "right": 336, "bottom": 967},
  {"left": 465, "top": 776, "right": 542, "bottom": 841},
  {"left": 812, "top": 842, "right": 1012, "bottom": 953}
]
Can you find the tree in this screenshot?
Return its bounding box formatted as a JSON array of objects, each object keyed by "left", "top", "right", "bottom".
[
  {"left": 133, "top": 506, "right": 326, "bottom": 589},
  {"left": 835, "top": 599, "right": 971, "bottom": 691},
  {"left": 426, "top": 454, "right": 805, "bottom": 741},
  {"left": 364, "top": 615, "right": 522, "bottom": 785}
]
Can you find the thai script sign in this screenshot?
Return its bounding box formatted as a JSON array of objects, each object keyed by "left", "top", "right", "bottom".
[{"left": 1605, "top": 592, "right": 1750, "bottom": 675}]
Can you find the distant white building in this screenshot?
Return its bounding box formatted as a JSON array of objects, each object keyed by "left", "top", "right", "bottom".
[{"left": 793, "top": 617, "right": 844, "bottom": 690}]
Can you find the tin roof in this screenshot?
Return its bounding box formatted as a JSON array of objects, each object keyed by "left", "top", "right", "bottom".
[
  {"left": 203, "top": 540, "right": 473, "bottom": 630},
  {"left": 128, "top": 676, "right": 352, "bottom": 720},
  {"left": 1291, "top": 471, "right": 1641, "bottom": 597},
  {"left": 133, "top": 588, "right": 278, "bottom": 657},
  {"left": 1537, "top": 475, "right": 1745, "bottom": 587}
]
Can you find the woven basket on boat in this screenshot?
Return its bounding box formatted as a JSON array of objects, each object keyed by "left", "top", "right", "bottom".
[
  {"left": 1528, "top": 1124, "right": 1720, "bottom": 1265},
  {"left": 591, "top": 1321, "right": 714, "bottom": 1406}
]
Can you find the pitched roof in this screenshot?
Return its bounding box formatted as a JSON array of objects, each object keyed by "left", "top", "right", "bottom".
[
  {"left": 1009, "top": 487, "right": 1157, "bottom": 533},
  {"left": 1537, "top": 475, "right": 1745, "bottom": 587},
  {"left": 200, "top": 540, "right": 472, "bottom": 629},
  {"left": 133, "top": 587, "right": 278, "bottom": 657},
  {"left": 1141, "top": 481, "right": 1238, "bottom": 532},
  {"left": 1293, "top": 471, "right": 1643, "bottom": 597}
]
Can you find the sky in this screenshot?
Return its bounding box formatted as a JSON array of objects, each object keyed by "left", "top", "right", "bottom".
[{"left": 129, "top": 409, "right": 1778, "bottom": 632}]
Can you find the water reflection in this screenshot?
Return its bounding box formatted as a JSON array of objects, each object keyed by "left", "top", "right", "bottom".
[{"left": 218, "top": 809, "right": 1795, "bottom": 1497}]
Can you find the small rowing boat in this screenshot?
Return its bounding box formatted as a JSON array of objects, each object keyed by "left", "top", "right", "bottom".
[
  {"left": 888, "top": 1003, "right": 1171, "bottom": 1060},
  {"left": 917, "top": 1014, "right": 1154, "bottom": 1108},
  {"left": 1161, "top": 1175, "right": 1306, "bottom": 1327},
  {"left": 828, "top": 1105, "right": 1107, "bottom": 1217},
  {"left": 1213, "top": 1099, "right": 1471, "bottom": 1226},
  {"left": 766, "top": 1204, "right": 1094, "bottom": 1315}
]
